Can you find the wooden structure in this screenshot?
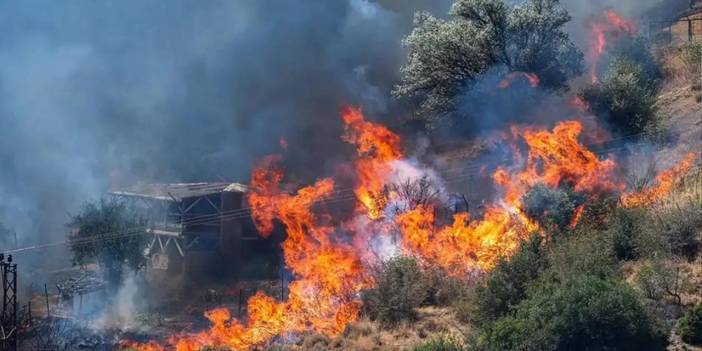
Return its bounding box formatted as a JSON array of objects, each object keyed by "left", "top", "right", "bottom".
[
  {"left": 647, "top": 1, "right": 702, "bottom": 45},
  {"left": 110, "top": 182, "right": 258, "bottom": 280}
]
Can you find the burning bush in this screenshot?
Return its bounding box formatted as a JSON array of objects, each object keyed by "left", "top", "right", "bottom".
[
  {"left": 678, "top": 303, "right": 702, "bottom": 346},
  {"left": 521, "top": 183, "right": 585, "bottom": 231},
  {"left": 480, "top": 275, "right": 668, "bottom": 351},
  {"left": 361, "top": 257, "right": 429, "bottom": 326},
  {"left": 581, "top": 57, "right": 660, "bottom": 136}
]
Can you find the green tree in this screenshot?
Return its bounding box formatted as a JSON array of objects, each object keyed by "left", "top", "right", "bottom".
[
  {"left": 679, "top": 303, "right": 702, "bottom": 346},
  {"left": 361, "top": 256, "right": 429, "bottom": 325},
  {"left": 580, "top": 58, "right": 659, "bottom": 135},
  {"left": 481, "top": 275, "right": 668, "bottom": 351},
  {"left": 468, "top": 234, "right": 547, "bottom": 327},
  {"left": 68, "top": 198, "right": 149, "bottom": 287},
  {"left": 394, "top": 0, "right": 582, "bottom": 127}
]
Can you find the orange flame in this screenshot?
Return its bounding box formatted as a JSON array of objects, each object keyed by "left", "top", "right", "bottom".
[
  {"left": 498, "top": 72, "right": 540, "bottom": 89},
  {"left": 126, "top": 108, "right": 695, "bottom": 350},
  {"left": 395, "top": 205, "right": 534, "bottom": 275},
  {"left": 587, "top": 9, "right": 637, "bottom": 83},
  {"left": 342, "top": 106, "right": 403, "bottom": 219},
  {"left": 622, "top": 153, "right": 696, "bottom": 207},
  {"left": 129, "top": 155, "right": 368, "bottom": 350},
  {"left": 495, "top": 121, "right": 623, "bottom": 209}
]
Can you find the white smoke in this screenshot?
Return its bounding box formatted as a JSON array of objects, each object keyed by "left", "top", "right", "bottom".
[{"left": 93, "top": 272, "right": 143, "bottom": 331}]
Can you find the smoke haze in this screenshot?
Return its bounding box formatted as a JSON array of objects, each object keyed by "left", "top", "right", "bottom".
[
  {"left": 0, "top": 0, "right": 683, "bottom": 272},
  {"left": 0, "top": 0, "right": 452, "bottom": 256}
]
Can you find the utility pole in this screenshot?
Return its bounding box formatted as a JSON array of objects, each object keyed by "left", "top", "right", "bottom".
[{"left": 0, "top": 254, "right": 17, "bottom": 351}]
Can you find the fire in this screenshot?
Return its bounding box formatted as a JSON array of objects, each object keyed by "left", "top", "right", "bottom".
[
  {"left": 622, "top": 153, "right": 696, "bottom": 207},
  {"left": 342, "top": 106, "right": 403, "bottom": 219},
  {"left": 495, "top": 120, "right": 623, "bottom": 209},
  {"left": 587, "top": 9, "right": 637, "bottom": 83},
  {"left": 395, "top": 120, "right": 619, "bottom": 275},
  {"left": 129, "top": 155, "right": 368, "bottom": 350},
  {"left": 395, "top": 205, "right": 534, "bottom": 275},
  {"left": 125, "top": 107, "right": 695, "bottom": 351},
  {"left": 499, "top": 72, "right": 540, "bottom": 89}
]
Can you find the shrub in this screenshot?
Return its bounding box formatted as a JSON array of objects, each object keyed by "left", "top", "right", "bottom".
[
  {"left": 413, "top": 336, "right": 464, "bottom": 351},
  {"left": 469, "top": 234, "right": 547, "bottom": 327},
  {"left": 362, "top": 257, "right": 429, "bottom": 325},
  {"left": 634, "top": 259, "right": 685, "bottom": 304},
  {"left": 423, "top": 267, "right": 469, "bottom": 306},
  {"left": 580, "top": 58, "right": 659, "bottom": 136},
  {"left": 521, "top": 184, "right": 584, "bottom": 231},
  {"left": 607, "top": 207, "right": 648, "bottom": 260},
  {"left": 664, "top": 41, "right": 702, "bottom": 88},
  {"left": 480, "top": 275, "right": 668, "bottom": 351},
  {"left": 607, "top": 37, "right": 661, "bottom": 82},
  {"left": 679, "top": 304, "right": 702, "bottom": 346},
  {"left": 654, "top": 201, "right": 702, "bottom": 260},
  {"left": 546, "top": 228, "right": 617, "bottom": 281}
]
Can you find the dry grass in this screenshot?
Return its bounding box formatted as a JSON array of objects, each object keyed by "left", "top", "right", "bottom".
[
  {"left": 264, "top": 307, "right": 468, "bottom": 351},
  {"left": 622, "top": 168, "right": 702, "bottom": 350},
  {"left": 661, "top": 42, "right": 702, "bottom": 91}
]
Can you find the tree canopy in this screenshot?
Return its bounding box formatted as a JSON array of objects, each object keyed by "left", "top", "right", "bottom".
[
  {"left": 68, "top": 198, "right": 149, "bottom": 286},
  {"left": 394, "top": 0, "right": 582, "bottom": 128}
]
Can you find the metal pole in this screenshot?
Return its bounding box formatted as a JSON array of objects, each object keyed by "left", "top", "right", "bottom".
[{"left": 43, "top": 284, "right": 49, "bottom": 318}]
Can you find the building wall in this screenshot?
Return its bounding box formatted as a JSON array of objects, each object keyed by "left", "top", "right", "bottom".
[{"left": 669, "top": 12, "right": 702, "bottom": 45}]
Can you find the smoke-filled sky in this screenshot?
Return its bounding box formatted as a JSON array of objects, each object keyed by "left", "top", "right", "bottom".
[
  {"left": 0, "top": 0, "right": 677, "bottom": 253},
  {"left": 0, "top": 0, "right": 453, "bottom": 250}
]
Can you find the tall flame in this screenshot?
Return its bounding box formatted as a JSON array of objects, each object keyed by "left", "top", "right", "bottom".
[
  {"left": 125, "top": 108, "right": 695, "bottom": 351},
  {"left": 342, "top": 106, "right": 403, "bottom": 219},
  {"left": 494, "top": 121, "right": 623, "bottom": 207},
  {"left": 587, "top": 9, "right": 637, "bottom": 83}
]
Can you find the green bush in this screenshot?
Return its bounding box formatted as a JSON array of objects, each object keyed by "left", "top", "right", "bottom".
[
  {"left": 480, "top": 275, "right": 668, "bottom": 351},
  {"left": 521, "top": 184, "right": 584, "bottom": 231},
  {"left": 413, "top": 336, "right": 464, "bottom": 351},
  {"left": 468, "top": 234, "right": 547, "bottom": 327},
  {"left": 546, "top": 228, "right": 617, "bottom": 281},
  {"left": 423, "top": 267, "right": 469, "bottom": 306},
  {"left": 679, "top": 304, "right": 702, "bottom": 346},
  {"left": 361, "top": 257, "right": 429, "bottom": 325},
  {"left": 607, "top": 207, "right": 648, "bottom": 260},
  {"left": 633, "top": 259, "right": 684, "bottom": 304},
  {"left": 654, "top": 199, "right": 702, "bottom": 260},
  {"left": 679, "top": 41, "right": 702, "bottom": 88},
  {"left": 581, "top": 58, "right": 659, "bottom": 136},
  {"left": 608, "top": 37, "right": 661, "bottom": 82}
]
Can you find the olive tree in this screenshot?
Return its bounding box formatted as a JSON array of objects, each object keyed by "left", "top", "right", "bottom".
[
  {"left": 68, "top": 198, "right": 149, "bottom": 287},
  {"left": 394, "top": 0, "right": 582, "bottom": 127}
]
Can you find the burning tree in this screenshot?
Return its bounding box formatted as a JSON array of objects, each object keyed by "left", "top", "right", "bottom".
[{"left": 68, "top": 198, "right": 149, "bottom": 287}]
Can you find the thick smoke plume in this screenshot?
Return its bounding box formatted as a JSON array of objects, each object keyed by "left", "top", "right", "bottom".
[{"left": 0, "top": 0, "right": 452, "bottom": 267}]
